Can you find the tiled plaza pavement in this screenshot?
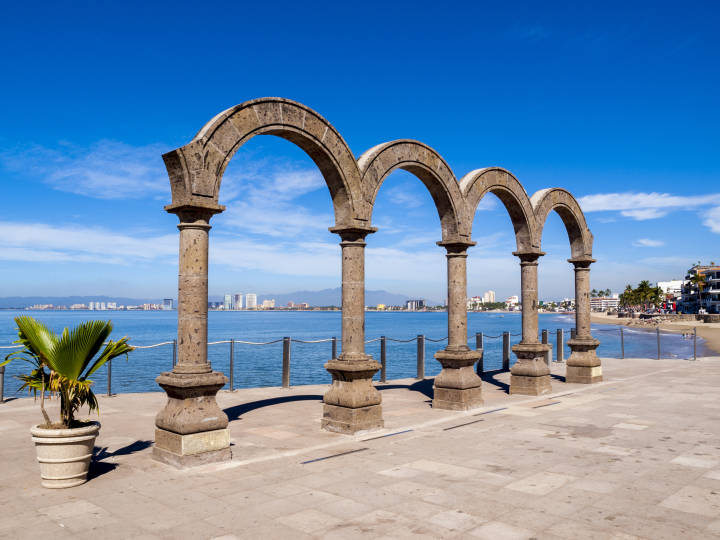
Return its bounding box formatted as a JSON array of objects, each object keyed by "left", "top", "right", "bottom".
[{"left": 1, "top": 356, "right": 720, "bottom": 539}]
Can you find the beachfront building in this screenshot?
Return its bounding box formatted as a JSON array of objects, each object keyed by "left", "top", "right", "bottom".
[
  {"left": 232, "top": 293, "right": 243, "bottom": 310},
  {"left": 223, "top": 294, "right": 232, "bottom": 310},
  {"left": 681, "top": 264, "right": 720, "bottom": 313},
  {"left": 245, "top": 293, "right": 257, "bottom": 309},
  {"left": 405, "top": 299, "right": 426, "bottom": 311},
  {"left": 590, "top": 294, "right": 619, "bottom": 311},
  {"left": 482, "top": 290, "right": 496, "bottom": 303},
  {"left": 261, "top": 299, "right": 275, "bottom": 309}
]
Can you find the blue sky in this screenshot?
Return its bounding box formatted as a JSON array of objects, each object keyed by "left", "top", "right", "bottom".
[{"left": 0, "top": 1, "right": 718, "bottom": 302}]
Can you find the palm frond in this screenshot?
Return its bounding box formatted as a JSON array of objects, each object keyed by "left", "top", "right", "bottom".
[{"left": 50, "top": 320, "right": 112, "bottom": 380}]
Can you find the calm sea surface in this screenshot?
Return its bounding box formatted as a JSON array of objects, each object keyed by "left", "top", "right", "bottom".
[{"left": 0, "top": 310, "right": 709, "bottom": 396}]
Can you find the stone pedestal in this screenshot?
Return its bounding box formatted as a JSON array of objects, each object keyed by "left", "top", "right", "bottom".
[
  {"left": 153, "top": 371, "right": 231, "bottom": 467},
  {"left": 567, "top": 256, "right": 602, "bottom": 384},
  {"left": 510, "top": 343, "right": 552, "bottom": 395},
  {"left": 433, "top": 348, "right": 483, "bottom": 410},
  {"left": 567, "top": 337, "right": 602, "bottom": 383},
  {"left": 322, "top": 357, "right": 383, "bottom": 434}
]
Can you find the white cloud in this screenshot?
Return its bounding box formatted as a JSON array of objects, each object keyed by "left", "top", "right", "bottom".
[
  {"left": 474, "top": 196, "right": 498, "bottom": 212},
  {"left": 632, "top": 238, "right": 664, "bottom": 247},
  {"left": 620, "top": 208, "right": 669, "bottom": 220},
  {"left": 0, "top": 221, "right": 177, "bottom": 265},
  {"left": 579, "top": 191, "right": 720, "bottom": 227},
  {"left": 383, "top": 186, "right": 425, "bottom": 208},
  {"left": 703, "top": 206, "right": 720, "bottom": 234},
  {"left": 579, "top": 192, "right": 720, "bottom": 213},
  {"left": 1, "top": 141, "right": 170, "bottom": 199}
]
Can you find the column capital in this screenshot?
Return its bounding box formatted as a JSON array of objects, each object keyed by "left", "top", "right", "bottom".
[
  {"left": 513, "top": 249, "right": 545, "bottom": 264},
  {"left": 165, "top": 201, "right": 225, "bottom": 226},
  {"left": 436, "top": 239, "right": 476, "bottom": 256},
  {"left": 568, "top": 255, "right": 596, "bottom": 269},
  {"left": 329, "top": 224, "right": 378, "bottom": 243}
]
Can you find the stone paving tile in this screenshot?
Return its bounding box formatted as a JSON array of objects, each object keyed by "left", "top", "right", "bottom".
[
  {"left": 505, "top": 471, "right": 576, "bottom": 495},
  {"left": 468, "top": 520, "right": 536, "bottom": 539},
  {"left": 2, "top": 357, "right": 720, "bottom": 539}
]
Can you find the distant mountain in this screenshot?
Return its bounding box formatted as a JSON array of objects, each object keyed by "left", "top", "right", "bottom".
[
  {"left": 240, "top": 288, "right": 437, "bottom": 307},
  {"left": 0, "top": 296, "right": 170, "bottom": 309},
  {"left": 1, "top": 289, "right": 440, "bottom": 309}
]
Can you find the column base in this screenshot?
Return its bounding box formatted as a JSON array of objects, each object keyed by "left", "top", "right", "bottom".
[
  {"left": 510, "top": 343, "right": 552, "bottom": 396},
  {"left": 323, "top": 356, "right": 383, "bottom": 434},
  {"left": 432, "top": 348, "right": 483, "bottom": 411},
  {"left": 153, "top": 427, "right": 232, "bottom": 468},
  {"left": 154, "top": 370, "right": 231, "bottom": 466},
  {"left": 567, "top": 337, "right": 602, "bottom": 384},
  {"left": 321, "top": 403, "right": 384, "bottom": 434}
]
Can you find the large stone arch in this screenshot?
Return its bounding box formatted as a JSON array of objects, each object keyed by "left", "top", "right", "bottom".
[
  {"left": 460, "top": 167, "right": 537, "bottom": 251},
  {"left": 161, "top": 97, "right": 364, "bottom": 227},
  {"left": 531, "top": 188, "right": 593, "bottom": 258},
  {"left": 357, "top": 140, "right": 465, "bottom": 241}
]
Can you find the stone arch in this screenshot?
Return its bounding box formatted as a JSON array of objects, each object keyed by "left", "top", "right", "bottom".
[
  {"left": 357, "top": 140, "right": 465, "bottom": 241},
  {"left": 531, "top": 188, "right": 593, "bottom": 258},
  {"left": 460, "top": 167, "right": 537, "bottom": 251},
  {"left": 161, "top": 97, "right": 364, "bottom": 227}
]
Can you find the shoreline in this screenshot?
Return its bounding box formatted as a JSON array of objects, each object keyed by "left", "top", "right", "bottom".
[{"left": 590, "top": 312, "right": 720, "bottom": 355}]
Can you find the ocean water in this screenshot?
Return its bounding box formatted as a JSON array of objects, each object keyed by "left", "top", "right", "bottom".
[{"left": 0, "top": 310, "right": 709, "bottom": 396}]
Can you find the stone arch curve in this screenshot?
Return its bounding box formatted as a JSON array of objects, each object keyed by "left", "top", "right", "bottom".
[
  {"left": 531, "top": 188, "right": 593, "bottom": 258},
  {"left": 357, "top": 140, "right": 465, "bottom": 241},
  {"left": 460, "top": 167, "right": 537, "bottom": 252},
  {"left": 162, "top": 97, "right": 364, "bottom": 227}
]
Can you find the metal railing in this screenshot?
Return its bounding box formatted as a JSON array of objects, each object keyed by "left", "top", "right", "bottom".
[{"left": 0, "top": 325, "right": 701, "bottom": 401}]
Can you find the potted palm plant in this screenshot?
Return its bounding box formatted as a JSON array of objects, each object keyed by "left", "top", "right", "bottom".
[{"left": 1, "top": 316, "right": 133, "bottom": 488}]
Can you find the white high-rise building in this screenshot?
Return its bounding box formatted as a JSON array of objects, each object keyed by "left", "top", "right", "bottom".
[
  {"left": 88, "top": 302, "right": 95, "bottom": 310},
  {"left": 223, "top": 294, "right": 232, "bottom": 310},
  {"left": 482, "top": 290, "right": 496, "bottom": 303},
  {"left": 232, "top": 293, "right": 243, "bottom": 310},
  {"left": 246, "top": 293, "right": 257, "bottom": 309},
  {"left": 261, "top": 299, "right": 275, "bottom": 309}
]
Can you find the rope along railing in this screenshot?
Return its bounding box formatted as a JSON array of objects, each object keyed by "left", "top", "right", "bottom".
[{"left": 0, "top": 327, "right": 700, "bottom": 402}]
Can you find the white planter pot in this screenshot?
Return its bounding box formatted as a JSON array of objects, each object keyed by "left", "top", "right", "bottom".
[{"left": 30, "top": 421, "right": 100, "bottom": 488}]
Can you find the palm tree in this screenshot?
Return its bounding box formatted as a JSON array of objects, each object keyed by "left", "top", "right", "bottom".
[
  {"left": 2, "top": 317, "right": 133, "bottom": 427},
  {"left": 690, "top": 272, "right": 707, "bottom": 312}
]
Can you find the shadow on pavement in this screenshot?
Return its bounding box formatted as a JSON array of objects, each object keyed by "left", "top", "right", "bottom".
[
  {"left": 224, "top": 394, "right": 323, "bottom": 421},
  {"left": 376, "top": 378, "right": 434, "bottom": 399}
]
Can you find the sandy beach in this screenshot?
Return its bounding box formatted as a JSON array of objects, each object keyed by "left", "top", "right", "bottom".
[{"left": 591, "top": 311, "right": 720, "bottom": 354}]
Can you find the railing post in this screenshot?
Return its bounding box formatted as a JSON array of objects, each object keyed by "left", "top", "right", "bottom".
[
  {"left": 475, "top": 332, "right": 484, "bottom": 375},
  {"left": 0, "top": 364, "right": 5, "bottom": 404},
  {"left": 693, "top": 327, "right": 697, "bottom": 361},
  {"left": 556, "top": 329, "right": 564, "bottom": 363},
  {"left": 229, "top": 339, "right": 235, "bottom": 391},
  {"left": 502, "top": 331, "right": 510, "bottom": 371},
  {"left": 331, "top": 336, "right": 337, "bottom": 359},
  {"left": 107, "top": 359, "right": 112, "bottom": 397},
  {"left": 541, "top": 329, "right": 550, "bottom": 365},
  {"left": 172, "top": 338, "right": 177, "bottom": 367},
  {"left": 656, "top": 327, "right": 661, "bottom": 360},
  {"left": 416, "top": 335, "right": 425, "bottom": 379},
  {"left": 282, "top": 337, "right": 290, "bottom": 388},
  {"left": 380, "top": 336, "right": 387, "bottom": 383},
  {"left": 620, "top": 327, "right": 625, "bottom": 359}
]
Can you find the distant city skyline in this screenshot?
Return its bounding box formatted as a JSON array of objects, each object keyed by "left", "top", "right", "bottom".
[{"left": 1, "top": 4, "right": 718, "bottom": 301}]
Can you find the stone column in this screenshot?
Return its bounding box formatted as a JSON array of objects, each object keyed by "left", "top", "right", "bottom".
[
  {"left": 510, "top": 250, "right": 552, "bottom": 395},
  {"left": 154, "top": 203, "right": 231, "bottom": 467},
  {"left": 322, "top": 226, "right": 383, "bottom": 434},
  {"left": 433, "top": 241, "right": 483, "bottom": 410},
  {"left": 567, "top": 256, "right": 602, "bottom": 383}
]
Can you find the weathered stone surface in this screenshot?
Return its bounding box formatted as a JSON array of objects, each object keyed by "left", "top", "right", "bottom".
[
  {"left": 154, "top": 427, "right": 230, "bottom": 455},
  {"left": 157, "top": 97, "right": 599, "bottom": 450},
  {"left": 567, "top": 257, "right": 602, "bottom": 384}
]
